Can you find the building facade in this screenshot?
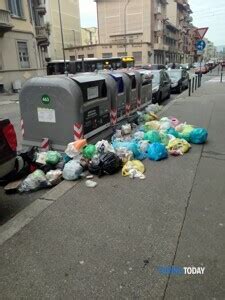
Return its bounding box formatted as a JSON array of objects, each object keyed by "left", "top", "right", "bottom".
[
  {"left": 81, "top": 27, "right": 98, "bottom": 46},
  {"left": 0, "top": 0, "right": 48, "bottom": 92},
  {"left": 45, "top": 0, "right": 81, "bottom": 60},
  {"left": 167, "top": 0, "right": 193, "bottom": 63},
  {"left": 204, "top": 39, "right": 216, "bottom": 62},
  {"left": 66, "top": 0, "right": 194, "bottom": 66}
]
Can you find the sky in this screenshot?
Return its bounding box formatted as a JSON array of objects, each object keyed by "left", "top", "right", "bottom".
[
  {"left": 79, "top": 0, "right": 97, "bottom": 27},
  {"left": 189, "top": 0, "right": 225, "bottom": 46},
  {"left": 79, "top": 0, "right": 225, "bottom": 46}
]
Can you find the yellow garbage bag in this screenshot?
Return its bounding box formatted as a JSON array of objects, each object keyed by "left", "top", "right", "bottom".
[
  {"left": 149, "top": 112, "right": 159, "bottom": 121},
  {"left": 145, "top": 120, "right": 160, "bottom": 131},
  {"left": 122, "top": 160, "right": 145, "bottom": 177},
  {"left": 167, "top": 138, "right": 191, "bottom": 156}
]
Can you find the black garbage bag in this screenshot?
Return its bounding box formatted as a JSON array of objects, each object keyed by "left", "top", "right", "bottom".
[
  {"left": 0, "top": 147, "right": 38, "bottom": 186},
  {"left": 88, "top": 152, "right": 122, "bottom": 177}
]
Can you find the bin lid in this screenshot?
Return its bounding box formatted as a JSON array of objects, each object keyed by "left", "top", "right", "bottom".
[
  {"left": 109, "top": 73, "right": 123, "bottom": 79},
  {"left": 135, "top": 69, "right": 153, "bottom": 79},
  {"left": 70, "top": 74, "right": 105, "bottom": 83}
]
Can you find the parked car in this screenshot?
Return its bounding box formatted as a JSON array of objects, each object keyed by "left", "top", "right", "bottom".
[
  {"left": 0, "top": 119, "right": 17, "bottom": 179},
  {"left": 151, "top": 70, "right": 171, "bottom": 103},
  {"left": 142, "top": 64, "right": 166, "bottom": 70},
  {"left": 167, "top": 63, "right": 182, "bottom": 69},
  {"left": 166, "top": 69, "right": 189, "bottom": 93},
  {"left": 194, "top": 63, "right": 208, "bottom": 74},
  {"left": 181, "top": 63, "right": 193, "bottom": 70}
]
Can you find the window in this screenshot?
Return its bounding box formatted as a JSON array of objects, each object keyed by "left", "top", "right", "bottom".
[
  {"left": 78, "top": 55, "right": 84, "bottom": 59},
  {"left": 8, "top": 0, "right": 23, "bottom": 17},
  {"left": 70, "top": 56, "right": 75, "bottom": 61},
  {"left": 102, "top": 53, "right": 112, "bottom": 59},
  {"left": 17, "top": 42, "right": 30, "bottom": 69},
  {"left": 117, "top": 52, "right": 127, "bottom": 57},
  {"left": 88, "top": 54, "right": 94, "bottom": 58},
  {"left": 132, "top": 51, "right": 142, "bottom": 64}
]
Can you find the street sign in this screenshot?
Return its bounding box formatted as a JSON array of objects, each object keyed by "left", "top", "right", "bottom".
[
  {"left": 197, "top": 50, "right": 204, "bottom": 55},
  {"left": 195, "top": 40, "right": 206, "bottom": 51},
  {"left": 196, "top": 27, "right": 208, "bottom": 39}
]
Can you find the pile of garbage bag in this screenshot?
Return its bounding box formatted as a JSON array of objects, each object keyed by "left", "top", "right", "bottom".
[{"left": 1, "top": 103, "right": 208, "bottom": 193}]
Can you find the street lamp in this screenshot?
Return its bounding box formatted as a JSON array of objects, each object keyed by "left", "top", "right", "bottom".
[
  {"left": 124, "top": 0, "right": 130, "bottom": 55},
  {"left": 72, "top": 29, "right": 77, "bottom": 60},
  {"left": 58, "top": 0, "right": 67, "bottom": 74}
]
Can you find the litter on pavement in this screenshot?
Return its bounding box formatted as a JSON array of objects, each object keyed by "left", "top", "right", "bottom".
[{"left": 1, "top": 103, "right": 209, "bottom": 193}]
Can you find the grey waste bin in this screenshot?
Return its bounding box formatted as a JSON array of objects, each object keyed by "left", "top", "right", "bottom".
[
  {"left": 119, "top": 70, "right": 139, "bottom": 115},
  {"left": 108, "top": 72, "right": 130, "bottom": 121},
  {"left": 135, "top": 69, "right": 153, "bottom": 109},
  {"left": 73, "top": 72, "right": 119, "bottom": 126},
  {"left": 19, "top": 74, "right": 112, "bottom": 150}
]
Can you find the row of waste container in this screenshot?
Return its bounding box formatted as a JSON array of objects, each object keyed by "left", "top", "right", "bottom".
[{"left": 19, "top": 69, "right": 153, "bottom": 151}]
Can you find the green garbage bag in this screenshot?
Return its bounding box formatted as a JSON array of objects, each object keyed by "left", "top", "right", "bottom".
[
  {"left": 46, "top": 151, "right": 61, "bottom": 165},
  {"left": 83, "top": 144, "right": 96, "bottom": 159},
  {"left": 179, "top": 125, "right": 194, "bottom": 142},
  {"left": 143, "top": 114, "right": 151, "bottom": 122},
  {"left": 144, "top": 130, "right": 161, "bottom": 143},
  {"left": 160, "top": 132, "right": 170, "bottom": 146},
  {"left": 166, "top": 127, "right": 179, "bottom": 138}
]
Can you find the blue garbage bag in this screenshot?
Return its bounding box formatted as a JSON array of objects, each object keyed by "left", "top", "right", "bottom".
[
  {"left": 144, "top": 130, "right": 161, "bottom": 143},
  {"left": 147, "top": 143, "right": 168, "bottom": 161},
  {"left": 112, "top": 141, "right": 139, "bottom": 158},
  {"left": 190, "top": 128, "right": 208, "bottom": 144},
  {"left": 166, "top": 127, "right": 179, "bottom": 138}
]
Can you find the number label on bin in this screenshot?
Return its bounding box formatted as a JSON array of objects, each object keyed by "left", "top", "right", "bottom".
[{"left": 41, "top": 94, "right": 51, "bottom": 104}]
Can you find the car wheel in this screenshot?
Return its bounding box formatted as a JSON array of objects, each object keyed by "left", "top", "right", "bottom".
[
  {"left": 178, "top": 84, "right": 182, "bottom": 94},
  {"left": 157, "top": 91, "right": 162, "bottom": 103},
  {"left": 167, "top": 89, "right": 171, "bottom": 99}
]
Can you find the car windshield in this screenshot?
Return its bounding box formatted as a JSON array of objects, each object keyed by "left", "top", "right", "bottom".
[
  {"left": 151, "top": 72, "right": 160, "bottom": 84},
  {"left": 167, "top": 71, "right": 181, "bottom": 80}
]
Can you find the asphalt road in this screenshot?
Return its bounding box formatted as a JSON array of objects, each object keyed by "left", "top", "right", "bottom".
[
  {"left": 0, "top": 69, "right": 218, "bottom": 225},
  {"left": 0, "top": 102, "right": 45, "bottom": 225}
]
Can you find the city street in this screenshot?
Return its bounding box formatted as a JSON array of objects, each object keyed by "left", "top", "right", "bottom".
[
  {"left": 0, "top": 0, "right": 224, "bottom": 297},
  {"left": 0, "top": 70, "right": 218, "bottom": 226},
  {"left": 0, "top": 76, "right": 224, "bottom": 298}
]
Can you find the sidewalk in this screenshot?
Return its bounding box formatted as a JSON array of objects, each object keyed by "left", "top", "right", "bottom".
[
  {"left": 0, "top": 82, "right": 225, "bottom": 299},
  {"left": 0, "top": 93, "right": 19, "bottom": 105}
]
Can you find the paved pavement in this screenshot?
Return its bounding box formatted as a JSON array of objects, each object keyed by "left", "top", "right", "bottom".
[{"left": 0, "top": 77, "right": 225, "bottom": 298}]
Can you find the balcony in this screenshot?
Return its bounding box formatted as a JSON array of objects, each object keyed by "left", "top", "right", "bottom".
[
  {"left": 0, "top": 9, "right": 13, "bottom": 37},
  {"left": 154, "top": 6, "right": 162, "bottom": 15},
  {"left": 168, "top": 45, "right": 178, "bottom": 52},
  {"left": 35, "top": 26, "right": 49, "bottom": 47},
  {"left": 154, "top": 30, "right": 163, "bottom": 38},
  {"left": 36, "top": 0, "right": 46, "bottom": 15},
  {"left": 154, "top": 43, "right": 169, "bottom": 51}
]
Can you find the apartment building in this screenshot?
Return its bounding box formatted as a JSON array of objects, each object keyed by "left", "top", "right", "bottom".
[
  {"left": 45, "top": 0, "right": 81, "bottom": 60},
  {"left": 67, "top": 0, "right": 170, "bottom": 65},
  {"left": 167, "top": 0, "right": 193, "bottom": 63},
  {"left": 81, "top": 27, "right": 98, "bottom": 46},
  {"left": 0, "top": 0, "right": 48, "bottom": 92},
  {"left": 204, "top": 39, "right": 216, "bottom": 61}
]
